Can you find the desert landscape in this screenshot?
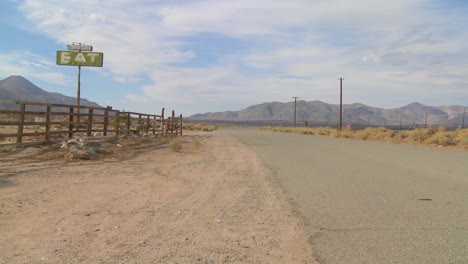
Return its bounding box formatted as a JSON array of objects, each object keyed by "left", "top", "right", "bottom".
[{"left": 0, "top": 131, "right": 316, "bottom": 263}]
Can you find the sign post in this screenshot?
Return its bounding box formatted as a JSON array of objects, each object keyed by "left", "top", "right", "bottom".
[{"left": 56, "top": 43, "right": 103, "bottom": 129}]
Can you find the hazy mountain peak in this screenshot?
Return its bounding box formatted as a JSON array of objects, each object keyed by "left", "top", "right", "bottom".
[
  {"left": 190, "top": 100, "right": 464, "bottom": 127},
  {"left": 0, "top": 75, "right": 101, "bottom": 109}
]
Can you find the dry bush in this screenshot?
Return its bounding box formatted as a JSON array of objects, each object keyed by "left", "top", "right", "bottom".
[
  {"left": 183, "top": 122, "right": 217, "bottom": 132},
  {"left": 406, "top": 127, "right": 438, "bottom": 143},
  {"left": 453, "top": 128, "right": 468, "bottom": 145},
  {"left": 201, "top": 125, "right": 217, "bottom": 132},
  {"left": 264, "top": 125, "right": 468, "bottom": 148},
  {"left": 169, "top": 139, "right": 182, "bottom": 152}
]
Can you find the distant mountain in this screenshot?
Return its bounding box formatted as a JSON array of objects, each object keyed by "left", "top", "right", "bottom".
[
  {"left": 0, "top": 75, "right": 102, "bottom": 109},
  {"left": 190, "top": 100, "right": 466, "bottom": 128}
]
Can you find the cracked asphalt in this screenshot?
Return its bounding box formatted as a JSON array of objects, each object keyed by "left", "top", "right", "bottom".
[{"left": 226, "top": 128, "right": 468, "bottom": 264}]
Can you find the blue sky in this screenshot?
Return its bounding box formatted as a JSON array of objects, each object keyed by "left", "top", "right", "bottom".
[{"left": 0, "top": 0, "right": 467, "bottom": 115}]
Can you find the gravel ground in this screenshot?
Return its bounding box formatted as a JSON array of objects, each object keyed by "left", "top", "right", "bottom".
[{"left": 0, "top": 131, "right": 316, "bottom": 263}]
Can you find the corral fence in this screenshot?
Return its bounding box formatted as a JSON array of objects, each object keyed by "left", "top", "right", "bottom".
[{"left": 0, "top": 101, "right": 183, "bottom": 145}]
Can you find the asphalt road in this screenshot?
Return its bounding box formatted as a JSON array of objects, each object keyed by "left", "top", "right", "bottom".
[{"left": 223, "top": 128, "right": 468, "bottom": 264}]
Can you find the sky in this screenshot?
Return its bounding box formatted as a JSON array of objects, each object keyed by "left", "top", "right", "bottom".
[{"left": 0, "top": 0, "right": 467, "bottom": 116}]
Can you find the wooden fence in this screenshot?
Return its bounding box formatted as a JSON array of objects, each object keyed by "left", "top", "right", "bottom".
[{"left": 0, "top": 101, "right": 182, "bottom": 144}]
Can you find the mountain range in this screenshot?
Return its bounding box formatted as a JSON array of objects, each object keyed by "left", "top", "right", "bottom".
[
  {"left": 0, "top": 75, "right": 465, "bottom": 128},
  {"left": 0, "top": 75, "right": 101, "bottom": 110},
  {"left": 190, "top": 101, "right": 465, "bottom": 128}
]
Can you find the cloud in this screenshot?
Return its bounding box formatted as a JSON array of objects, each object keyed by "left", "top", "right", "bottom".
[
  {"left": 0, "top": 51, "right": 68, "bottom": 85},
  {"left": 11, "top": 0, "right": 468, "bottom": 113}
]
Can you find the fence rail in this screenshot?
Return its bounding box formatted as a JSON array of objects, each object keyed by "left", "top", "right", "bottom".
[{"left": 0, "top": 101, "right": 183, "bottom": 144}]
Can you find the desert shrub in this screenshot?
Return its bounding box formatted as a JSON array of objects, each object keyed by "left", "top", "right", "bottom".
[
  {"left": 169, "top": 139, "right": 182, "bottom": 152},
  {"left": 335, "top": 130, "right": 352, "bottom": 138},
  {"left": 263, "top": 125, "right": 467, "bottom": 148},
  {"left": 315, "top": 127, "right": 332, "bottom": 136},
  {"left": 353, "top": 127, "right": 375, "bottom": 140},
  {"left": 452, "top": 128, "right": 468, "bottom": 145},
  {"left": 437, "top": 135, "right": 455, "bottom": 146},
  {"left": 201, "top": 125, "right": 217, "bottom": 132},
  {"left": 363, "top": 127, "right": 393, "bottom": 141},
  {"left": 407, "top": 128, "right": 433, "bottom": 143},
  {"left": 184, "top": 122, "right": 217, "bottom": 132},
  {"left": 459, "top": 136, "right": 468, "bottom": 145},
  {"left": 393, "top": 130, "right": 409, "bottom": 143},
  {"left": 183, "top": 122, "right": 202, "bottom": 131}
]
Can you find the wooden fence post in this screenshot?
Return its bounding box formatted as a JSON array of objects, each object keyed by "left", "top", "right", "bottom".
[
  {"left": 115, "top": 110, "right": 121, "bottom": 136},
  {"left": 138, "top": 114, "right": 142, "bottom": 134},
  {"left": 146, "top": 115, "right": 150, "bottom": 134},
  {"left": 171, "top": 110, "right": 175, "bottom": 136},
  {"left": 126, "top": 113, "right": 131, "bottom": 131},
  {"left": 68, "top": 107, "right": 74, "bottom": 138},
  {"left": 180, "top": 114, "right": 183, "bottom": 136},
  {"left": 161, "top": 108, "right": 165, "bottom": 135},
  {"left": 16, "top": 102, "right": 26, "bottom": 143},
  {"left": 87, "top": 108, "right": 93, "bottom": 137},
  {"left": 45, "top": 105, "right": 51, "bottom": 141},
  {"left": 153, "top": 115, "right": 156, "bottom": 134},
  {"left": 103, "top": 107, "right": 109, "bottom": 136}
]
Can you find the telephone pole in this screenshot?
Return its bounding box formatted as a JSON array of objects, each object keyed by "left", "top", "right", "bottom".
[
  {"left": 339, "top": 77, "right": 343, "bottom": 131},
  {"left": 424, "top": 113, "right": 428, "bottom": 128},
  {"left": 293, "top": 96, "right": 299, "bottom": 127},
  {"left": 463, "top": 107, "right": 466, "bottom": 128}
]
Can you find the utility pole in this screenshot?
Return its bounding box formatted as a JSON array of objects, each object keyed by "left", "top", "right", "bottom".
[
  {"left": 292, "top": 96, "right": 299, "bottom": 127},
  {"left": 339, "top": 77, "right": 343, "bottom": 131},
  {"left": 463, "top": 107, "right": 466, "bottom": 128},
  {"left": 77, "top": 62, "right": 81, "bottom": 129},
  {"left": 399, "top": 112, "right": 402, "bottom": 130},
  {"left": 424, "top": 113, "right": 427, "bottom": 128}
]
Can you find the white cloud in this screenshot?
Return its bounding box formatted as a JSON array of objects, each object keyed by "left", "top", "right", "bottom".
[
  {"left": 10, "top": 0, "right": 468, "bottom": 113},
  {"left": 0, "top": 51, "right": 68, "bottom": 85}
]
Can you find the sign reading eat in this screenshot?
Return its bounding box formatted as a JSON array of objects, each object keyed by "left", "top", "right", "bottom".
[{"left": 56, "top": 51, "right": 104, "bottom": 67}]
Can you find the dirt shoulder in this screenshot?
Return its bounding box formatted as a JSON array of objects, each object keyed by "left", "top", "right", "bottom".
[{"left": 0, "top": 131, "right": 316, "bottom": 263}]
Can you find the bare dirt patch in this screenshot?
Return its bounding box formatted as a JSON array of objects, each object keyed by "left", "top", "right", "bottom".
[{"left": 0, "top": 132, "right": 316, "bottom": 263}]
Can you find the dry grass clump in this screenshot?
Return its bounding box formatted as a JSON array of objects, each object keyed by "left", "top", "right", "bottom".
[
  {"left": 201, "top": 125, "right": 217, "bottom": 132},
  {"left": 183, "top": 122, "right": 218, "bottom": 132},
  {"left": 263, "top": 126, "right": 468, "bottom": 148},
  {"left": 169, "top": 139, "right": 182, "bottom": 152}
]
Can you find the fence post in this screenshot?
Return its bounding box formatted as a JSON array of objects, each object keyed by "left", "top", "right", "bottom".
[
  {"left": 45, "top": 105, "right": 51, "bottom": 141},
  {"left": 126, "top": 113, "right": 131, "bottom": 131},
  {"left": 180, "top": 114, "right": 183, "bottom": 136},
  {"left": 153, "top": 115, "right": 156, "bottom": 135},
  {"left": 161, "top": 108, "right": 165, "bottom": 135},
  {"left": 146, "top": 115, "right": 150, "bottom": 134},
  {"left": 115, "top": 110, "right": 121, "bottom": 136},
  {"left": 171, "top": 110, "right": 175, "bottom": 136},
  {"left": 68, "top": 107, "right": 74, "bottom": 138},
  {"left": 138, "top": 114, "right": 142, "bottom": 134},
  {"left": 87, "top": 108, "right": 93, "bottom": 137},
  {"left": 103, "top": 107, "right": 109, "bottom": 136},
  {"left": 16, "top": 102, "right": 26, "bottom": 143}
]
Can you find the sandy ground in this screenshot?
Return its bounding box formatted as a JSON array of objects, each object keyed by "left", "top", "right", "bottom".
[{"left": 0, "top": 131, "right": 316, "bottom": 263}]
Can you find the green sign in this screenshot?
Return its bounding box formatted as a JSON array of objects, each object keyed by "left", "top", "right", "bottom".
[{"left": 56, "top": 51, "right": 104, "bottom": 67}]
